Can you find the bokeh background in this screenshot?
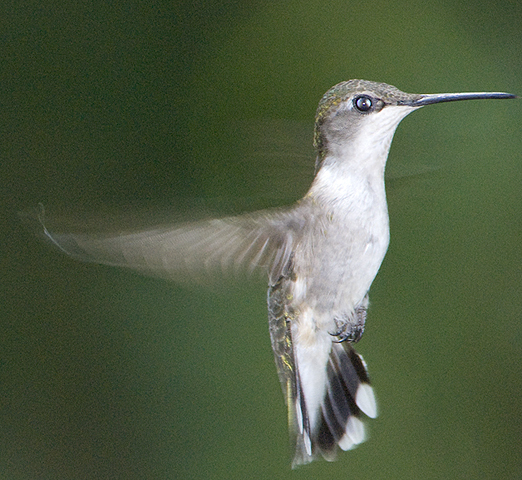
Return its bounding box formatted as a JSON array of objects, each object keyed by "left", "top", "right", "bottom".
[{"left": 2, "top": 1, "right": 521, "bottom": 479}]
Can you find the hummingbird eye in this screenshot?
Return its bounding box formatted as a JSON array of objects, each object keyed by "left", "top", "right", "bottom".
[{"left": 354, "top": 95, "right": 374, "bottom": 113}]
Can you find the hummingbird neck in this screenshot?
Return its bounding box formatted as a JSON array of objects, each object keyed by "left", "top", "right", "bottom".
[
  {"left": 308, "top": 150, "right": 388, "bottom": 212},
  {"left": 311, "top": 103, "right": 418, "bottom": 203}
]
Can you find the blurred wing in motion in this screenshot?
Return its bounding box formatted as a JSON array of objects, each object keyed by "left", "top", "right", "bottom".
[{"left": 23, "top": 203, "right": 307, "bottom": 285}]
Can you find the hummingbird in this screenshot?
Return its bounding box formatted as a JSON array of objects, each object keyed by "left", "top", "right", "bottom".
[{"left": 32, "top": 80, "right": 516, "bottom": 467}]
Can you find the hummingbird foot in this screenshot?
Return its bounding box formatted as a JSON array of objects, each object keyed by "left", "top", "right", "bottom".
[{"left": 331, "top": 305, "right": 367, "bottom": 343}]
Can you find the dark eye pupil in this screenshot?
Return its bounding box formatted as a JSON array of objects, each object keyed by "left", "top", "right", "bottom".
[{"left": 355, "top": 96, "right": 373, "bottom": 112}]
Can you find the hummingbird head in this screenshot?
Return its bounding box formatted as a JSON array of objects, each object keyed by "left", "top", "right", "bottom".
[{"left": 313, "top": 79, "right": 516, "bottom": 172}]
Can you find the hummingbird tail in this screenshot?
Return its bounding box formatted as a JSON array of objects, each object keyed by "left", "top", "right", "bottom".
[
  {"left": 267, "top": 281, "right": 377, "bottom": 466},
  {"left": 291, "top": 341, "right": 377, "bottom": 467}
]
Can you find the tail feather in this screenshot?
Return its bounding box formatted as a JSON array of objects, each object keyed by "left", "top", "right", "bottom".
[
  {"left": 267, "top": 279, "right": 376, "bottom": 467},
  {"left": 292, "top": 341, "right": 377, "bottom": 467}
]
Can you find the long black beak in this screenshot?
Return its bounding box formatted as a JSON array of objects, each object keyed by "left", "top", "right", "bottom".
[
  {"left": 401, "top": 91, "right": 517, "bottom": 107},
  {"left": 398, "top": 92, "right": 518, "bottom": 107}
]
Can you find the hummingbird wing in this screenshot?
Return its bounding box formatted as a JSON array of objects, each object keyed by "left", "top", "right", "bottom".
[
  {"left": 27, "top": 204, "right": 306, "bottom": 285},
  {"left": 26, "top": 201, "right": 377, "bottom": 466}
]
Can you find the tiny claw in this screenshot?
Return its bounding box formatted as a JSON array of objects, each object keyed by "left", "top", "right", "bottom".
[
  {"left": 333, "top": 334, "right": 350, "bottom": 344},
  {"left": 329, "top": 316, "right": 365, "bottom": 343},
  {"left": 329, "top": 327, "right": 343, "bottom": 338}
]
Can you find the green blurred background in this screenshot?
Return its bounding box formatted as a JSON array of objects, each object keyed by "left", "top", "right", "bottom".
[{"left": 2, "top": 1, "right": 521, "bottom": 479}]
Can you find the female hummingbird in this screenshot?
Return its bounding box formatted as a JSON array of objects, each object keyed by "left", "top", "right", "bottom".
[{"left": 32, "top": 80, "right": 515, "bottom": 466}]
